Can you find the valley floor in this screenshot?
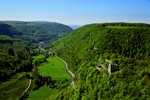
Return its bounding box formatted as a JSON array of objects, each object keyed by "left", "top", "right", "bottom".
[{"left": 27, "top": 56, "right": 71, "bottom": 100}]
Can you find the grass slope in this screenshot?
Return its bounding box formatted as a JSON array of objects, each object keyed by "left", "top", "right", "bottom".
[
  {"left": 27, "top": 85, "right": 58, "bottom": 100},
  {"left": 38, "top": 56, "right": 71, "bottom": 80},
  {"left": 0, "top": 73, "right": 29, "bottom": 100}
]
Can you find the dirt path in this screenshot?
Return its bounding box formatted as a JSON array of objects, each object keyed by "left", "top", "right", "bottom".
[{"left": 56, "top": 56, "right": 75, "bottom": 87}]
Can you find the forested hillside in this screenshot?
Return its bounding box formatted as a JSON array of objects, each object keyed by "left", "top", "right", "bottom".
[
  {"left": 0, "top": 24, "right": 21, "bottom": 36},
  {"left": 54, "top": 23, "right": 150, "bottom": 99},
  {"left": 0, "top": 21, "right": 73, "bottom": 41},
  {"left": 0, "top": 24, "right": 32, "bottom": 82}
]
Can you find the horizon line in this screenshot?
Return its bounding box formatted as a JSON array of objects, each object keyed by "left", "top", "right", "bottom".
[{"left": 0, "top": 19, "right": 150, "bottom": 26}]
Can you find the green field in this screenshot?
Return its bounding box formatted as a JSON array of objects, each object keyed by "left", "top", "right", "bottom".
[
  {"left": 0, "top": 73, "right": 29, "bottom": 100},
  {"left": 27, "top": 56, "right": 71, "bottom": 100},
  {"left": 38, "top": 56, "right": 71, "bottom": 80},
  {"left": 27, "top": 85, "right": 58, "bottom": 100}
]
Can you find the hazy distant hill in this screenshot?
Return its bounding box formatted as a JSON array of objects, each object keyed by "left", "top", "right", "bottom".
[
  {"left": 0, "top": 24, "right": 21, "bottom": 36},
  {"left": 54, "top": 23, "right": 150, "bottom": 99},
  {"left": 0, "top": 21, "right": 73, "bottom": 41},
  {"left": 69, "top": 25, "right": 81, "bottom": 29}
]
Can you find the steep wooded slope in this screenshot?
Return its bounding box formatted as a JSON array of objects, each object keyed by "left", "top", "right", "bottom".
[{"left": 54, "top": 23, "right": 150, "bottom": 99}]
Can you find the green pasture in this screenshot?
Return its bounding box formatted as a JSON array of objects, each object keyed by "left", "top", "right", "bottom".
[
  {"left": 27, "top": 85, "right": 58, "bottom": 100},
  {"left": 27, "top": 56, "right": 71, "bottom": 100},
  {"left": 38, "top": 56, "right": 71, "bottom": 80}
]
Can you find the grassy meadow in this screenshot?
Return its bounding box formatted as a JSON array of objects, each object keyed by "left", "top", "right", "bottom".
[
  {"left": 27, "top": 85, "right": 58, "bottom": 100},
  {"left": 38, "top": 56, "right": 71, "bottom": 80},
  {"left": 27, "top": 56, "right": 71, "bottom": 100}
]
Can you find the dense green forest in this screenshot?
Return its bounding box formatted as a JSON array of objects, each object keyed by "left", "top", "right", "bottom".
[
  {"left": 0, "top": 25, "right": 32, "bottom": 82},
  {"left": 53, "top": 23, "right": 150, "bottom": 99}
]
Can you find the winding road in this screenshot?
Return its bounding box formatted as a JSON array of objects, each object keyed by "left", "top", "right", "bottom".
[
  {"left": 24, "top": 78, "right": 32, "bottom": 93},
  {"left": 22, "top": 67, "right": 35, "bottom": 97},
  {"left": 56, "top": 56, "right": 75, "bottom": 87},
  {"left": 19, "top": 75, "right": 32, "bottom": 99}
]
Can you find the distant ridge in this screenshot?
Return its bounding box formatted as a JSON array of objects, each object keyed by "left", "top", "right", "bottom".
[
  {"left": 0, "top": 23, "right": 21, "bottom": 36},
  {"left": 0, "top": 21, "right": 73, "bottom": 41}
]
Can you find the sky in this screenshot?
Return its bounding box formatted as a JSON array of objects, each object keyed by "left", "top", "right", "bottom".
[{"left": 0, "top": 0, "right": 150, "bottom": 25}]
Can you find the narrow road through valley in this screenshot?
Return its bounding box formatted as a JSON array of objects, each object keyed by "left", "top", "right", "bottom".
[
  {"left": 56, "top": 56, "right": 75, "bottom": 87},
  {"left": 22, "top": 68, "right": 34, "bottom": 98},
  {"left": 24, "top": 78, "right": 32, "bottom": 93},
  {"left": 19, "top": 75, "right": 32, "bottom": 99}
]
